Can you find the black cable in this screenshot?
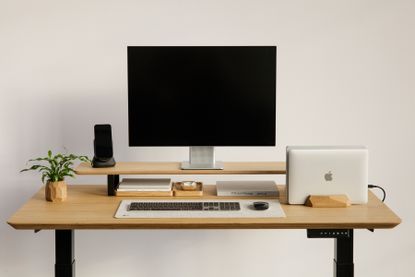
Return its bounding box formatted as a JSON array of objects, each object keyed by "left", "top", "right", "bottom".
[{"left": 368, "top": 184, "right": 386, "bottom": 202}]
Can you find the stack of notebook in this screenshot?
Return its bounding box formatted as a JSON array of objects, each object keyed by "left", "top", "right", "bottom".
[{"left": 116, "top": 178, "right": 173, "bottom": 197}]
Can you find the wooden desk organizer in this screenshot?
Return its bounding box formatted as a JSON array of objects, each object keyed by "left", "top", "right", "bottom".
[{"left": 173, "top": 182, "right": 203, "bottom": 197}]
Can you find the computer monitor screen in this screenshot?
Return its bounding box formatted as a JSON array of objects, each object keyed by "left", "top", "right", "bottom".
[{"left": 128, "top": 46, "right": 276, "bottom": 147}]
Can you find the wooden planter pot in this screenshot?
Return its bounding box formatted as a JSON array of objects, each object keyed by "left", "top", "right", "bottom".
[{"left": 45, "top": 181, "right": 67, "bottom": 202}]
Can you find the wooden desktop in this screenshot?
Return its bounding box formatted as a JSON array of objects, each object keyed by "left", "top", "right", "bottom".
[{"left": 7, "top": 162, "right": 401, "bottom": 277}]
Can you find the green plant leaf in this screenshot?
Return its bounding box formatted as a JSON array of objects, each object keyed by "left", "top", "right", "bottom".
[
  {"left": 41, "top": 172, "right": 48, "bottom": 184},
  {"left": 28, "top": 157, "right": 49, "bottom": 162},
  {"left": 21, "top": 164, "right": 45, "bottom": 172},
  {"left": 22, "top": 151, "right": 90, "bottom": 183}
]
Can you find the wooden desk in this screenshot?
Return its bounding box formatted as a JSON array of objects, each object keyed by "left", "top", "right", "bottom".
[
  {"left": 8, "top": 185, "right": 399, "bottom": 230},
  {"left": 8, "top": 185, "right": 401, "bottom": 277}
]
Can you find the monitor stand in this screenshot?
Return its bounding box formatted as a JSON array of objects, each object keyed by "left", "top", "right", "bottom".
[{"left": 181, "top": 146, "right": 224, "bottom": 170}]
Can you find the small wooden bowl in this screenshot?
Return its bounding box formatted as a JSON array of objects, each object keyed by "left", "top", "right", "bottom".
[
  {"left": 180, "top": 181, "right": 198, "bottom": 191},
  {"left": 173, "top": 182, "right": 203, "bottom": 197}
]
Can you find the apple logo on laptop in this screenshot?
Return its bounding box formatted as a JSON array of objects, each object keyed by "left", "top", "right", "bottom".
[{"left": 324, "top": 171, "right": 333, "bottom": 181}]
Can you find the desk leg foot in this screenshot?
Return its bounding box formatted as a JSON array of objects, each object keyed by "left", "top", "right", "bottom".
[
  {"left": 55, "top": 230, "right": 75, "bottom": 277},
  {"left": 334, "top": 229, "right": 353, "bottom": 277}
]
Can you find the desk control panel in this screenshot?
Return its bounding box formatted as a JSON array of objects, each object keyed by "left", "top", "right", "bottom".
[{"left": 307, "top": 229, "right": 351, "bottom": 238}]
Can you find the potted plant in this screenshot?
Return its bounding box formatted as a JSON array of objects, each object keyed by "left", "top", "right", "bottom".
[{"left": 21, "top": 150, "right": 90, "bottom": 202}]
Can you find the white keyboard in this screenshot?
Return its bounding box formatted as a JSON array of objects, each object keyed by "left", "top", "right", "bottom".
[{"left": 115, "top": 199, "right": 285, "bottom": 218}]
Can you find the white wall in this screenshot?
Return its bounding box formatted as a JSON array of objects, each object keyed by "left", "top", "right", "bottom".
[{"left": 1, "top": 0, "right": 414, "bottom": 276}]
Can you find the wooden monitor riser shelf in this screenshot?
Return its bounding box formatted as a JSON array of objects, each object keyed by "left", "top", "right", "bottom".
[
  {"left": 75, "top": 161, "right": 287, "bottom": 196},
  {"left": 75, "top": 161, "right": 286, "bottom": 175}
]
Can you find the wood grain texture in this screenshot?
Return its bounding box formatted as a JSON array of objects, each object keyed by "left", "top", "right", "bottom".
[
  {"left": 115, "top": 190, "right": 173, "bottom": 197},
  {"left": 7, "top": 185, "right": 401, "bottom": 230},
  {"left": 75, "top": 162, "right": 286, "bottom": 175}
]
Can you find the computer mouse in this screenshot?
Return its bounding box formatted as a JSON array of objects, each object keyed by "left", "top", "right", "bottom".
[{"left": 253, "top": 201, "right": 269, "bottom": 210}]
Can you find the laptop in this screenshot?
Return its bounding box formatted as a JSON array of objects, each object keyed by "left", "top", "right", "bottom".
[{"left": 286, "top": 146, "right": 368, "bottom": 204}]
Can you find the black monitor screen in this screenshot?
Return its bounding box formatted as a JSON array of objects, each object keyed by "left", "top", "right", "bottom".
[{"left": 128, "top": 46, "right": 276, "bottom": 146}]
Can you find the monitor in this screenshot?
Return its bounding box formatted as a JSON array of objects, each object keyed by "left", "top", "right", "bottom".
[{"left": 128, "top": 46, "right": 276, "bottom": 169}]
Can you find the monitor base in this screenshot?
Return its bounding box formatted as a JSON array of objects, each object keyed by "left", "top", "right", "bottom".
[{"left": 181, "top": 146, "right": 224, "bottom": 170}]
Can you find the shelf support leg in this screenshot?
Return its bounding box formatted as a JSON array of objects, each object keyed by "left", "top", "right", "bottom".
[
  {"left": 55, "top": 230, "right": 75, "bottom": 277},
  {"left": 107, "top": 174, "right": 119, "bottom": 196}
]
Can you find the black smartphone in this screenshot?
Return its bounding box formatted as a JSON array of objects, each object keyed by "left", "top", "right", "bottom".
[{"left": 94, "top": 124, "right": 113, "bottom": 158}]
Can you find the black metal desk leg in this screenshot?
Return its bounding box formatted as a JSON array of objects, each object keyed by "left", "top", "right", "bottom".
[
  {"left": 55, "top": 230, "right": 75, "bottom": 277},
  {"left": 307, "top": 229, "right": 354, "bottom": 277},
  {"left": 334, "top": 229, "right": 354, "bottom": 277}
]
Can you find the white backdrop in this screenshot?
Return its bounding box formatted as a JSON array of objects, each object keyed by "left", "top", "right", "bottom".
[{"left": 1, "top": 0, "right": 414, "bottom": 276}]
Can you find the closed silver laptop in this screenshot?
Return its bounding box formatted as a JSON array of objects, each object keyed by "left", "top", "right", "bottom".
[{"left": 286, "top": 146, "right": 368, "bottom": 204}]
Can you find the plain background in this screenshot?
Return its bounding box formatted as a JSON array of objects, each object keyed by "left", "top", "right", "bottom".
[{"left": 1, "top": 0, "right": 414, "bottom": 276}]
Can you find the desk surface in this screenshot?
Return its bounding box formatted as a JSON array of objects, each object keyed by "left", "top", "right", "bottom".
[{"left": 7, "top": 185, "right": 401, "bottom": 230}]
